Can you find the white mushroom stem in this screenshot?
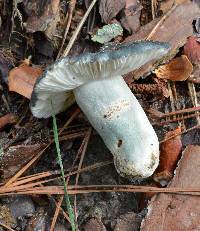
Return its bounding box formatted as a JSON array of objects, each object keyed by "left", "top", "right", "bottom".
[{"left": 74, "top": 75, "right": 159, "bottom": 178}]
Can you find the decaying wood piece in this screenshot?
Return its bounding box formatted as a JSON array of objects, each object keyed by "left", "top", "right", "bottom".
[
  {"left": 124, "top": 0, "right": 200, "bottom": 83},
  {"left": 141, "top": 145, "right": 200, "bottom": 231}
]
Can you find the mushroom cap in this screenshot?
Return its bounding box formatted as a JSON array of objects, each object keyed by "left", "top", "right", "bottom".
[{"left": 30, "top": 40, "right": 170, "bottom": 118}]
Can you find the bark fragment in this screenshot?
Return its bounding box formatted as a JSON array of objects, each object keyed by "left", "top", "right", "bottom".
[{"left": 141, "top": 145, "right": 200, "bottom": 231}]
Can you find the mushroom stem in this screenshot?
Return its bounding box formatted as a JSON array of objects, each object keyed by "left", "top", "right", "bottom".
[{"left": 74, "top": 75, "right": 159, "bottom": 179}]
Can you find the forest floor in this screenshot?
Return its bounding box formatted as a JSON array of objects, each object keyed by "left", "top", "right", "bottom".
[{"left": 0, "top": 0, "right": 200, "bottom": 230}]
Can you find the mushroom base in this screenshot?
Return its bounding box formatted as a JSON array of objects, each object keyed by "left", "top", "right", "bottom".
[{"left": 74, "top": 75, "right": 159, "bottom": 179}]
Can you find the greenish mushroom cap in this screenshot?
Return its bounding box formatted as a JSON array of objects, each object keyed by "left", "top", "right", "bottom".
[{"left": 30, "top": 41, "right": 170, "bottom": 118}]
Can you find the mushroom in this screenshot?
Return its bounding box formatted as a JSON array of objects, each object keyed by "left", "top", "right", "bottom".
[{"left": 30, "top": 41, "right": 170, "bottom": 179}]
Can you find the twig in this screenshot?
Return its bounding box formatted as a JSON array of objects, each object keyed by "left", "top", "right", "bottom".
[
  {"left": 167, "top": 81, "right": 176, "bottom": 112},
  {"left": 50, "top": 195, "right": 66, "bottom": 231},
  {"left": 154, "top": 113, "right": 200, "bottom": 126},
  {"left": 160, "top": 124, "right": 200, "bottom": 144},
  {"left": 2, "top": 94, "right": 11, "bottom": 112},
  {"left": 5, "top": 108, "right": 80, "bottom": 187},
  {"left": 57, "top": 0, "right": 77, "bottom": 58},
  {"left": 187, "top": 82, "right": 200, "bottom": 125},
  {"left": 0, "top": 161, "right": 113, "bottom": 195},
  {"left": 53, "top": 196, "right": 70, "bottom": 222},
  {"left": 10, "top": 160, "right": 112, "bottom": 188},
  {"left": 63, "top": 0, "right": 98, "bottom": 56},
  {"left": 74, "top": 128, "right": 92, "bottom": 224},
  {"left": 151, "top": 0, "right": 156, "bottom": 20},
  {"left": 9, "top": 0, "right": 23, "bottom": 43},
  {"left": 0, "top": 221, "right": 15, "bottom": 231},
  {"left": 146, "top": 4, "right": 177, "bottom": 40},
  {"left": 4, "top": 185, "right": 200, "bottom": 196}
]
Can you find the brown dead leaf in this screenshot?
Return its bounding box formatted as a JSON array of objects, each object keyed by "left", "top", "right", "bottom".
[
  {"left": 124, "top": 0, "right": 200, "bottom": 83},
  {"left": 158, "top": 0, "right": 187, "bottom": 15},
  {"left": 153, "top": 127, "right": 182, "bottom": 186},
  {"left": 99, "top": 0, "right": 126, "bottom": 23},
  {"left": 159, "top": 0, "right": 175, "bottom": 14},
  {"left": 26, "top": 209, "right": 67, "bottom": 231},
  {"left": 147, "top": 108, "right": 165, "bottom": 119},
  {"left": 141, "top": 145, "right": 200, "bottom": 231},
  {"left": 184, "top": 36, "right": 200, "bottom": 65},
  {"left": 23, "top": 0, "right": 60, "bottom": 39},
  {"left": 82, "top": 218, "right": 107, "bottom": 231},
  {"left": 8, "top": 60, "right": 43, "bottom": 99},
  {"left": 120, "top": 0, "right": 142, "bottom": 33},
  {"left": 0, "top": 114, "right": 17, "bottom": 130},
  {"left": 154, "top": 55, "right": 193, "bottom": 81},
  {"left": 0, "top": 144, "right": 46, "bottom": 179},
  {"left": 114, "top": 212, "right": 142, "bottom": 231}
]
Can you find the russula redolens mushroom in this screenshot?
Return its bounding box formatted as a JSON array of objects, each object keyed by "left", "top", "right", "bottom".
[{"left": 30, "top": 41, "right": 170, "bottom": 179}]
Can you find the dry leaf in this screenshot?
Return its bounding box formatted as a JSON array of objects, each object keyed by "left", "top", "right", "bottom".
[
  {"left": 141, "top": 145, "right": 200, "bottom": 231},
  {"left": 114, "top": 212, "right": 142, "bottom": 231},
  {"left": 82, "top": 218, "right": 107, "bottom": 231},
  {"left": 8, "top": 60, "right": 43, "bottom": 99},
  {"left": 153, "top": 127, "right": 182, "bottom": 186},
  {"left": 154, "top": 55, "right": 193, "bottom": 81},
  {"left": 23, "top": 0, "right": 60, "bottom": 39},
  {"left": 120, "top": 0, "right": 142, "bottom": 33},
  {"left": 159, "top": 0, "right": 175, "bottom": 14},
  {"left": 184, "top": 36, "right": 200, "bottom": 65},
  {"left": 147, "top": 108, "right": 165, "bottom": 119},
  {"left": 158, "top": 0, "right": 186, "bottom": 14},
  {"left": 0, "top": 113, "right": 17, "bottom": 130},
  {"left": 25, "top": 208, "right": 67, "bottom": 231},
  {"left": 124, "top": 0, "right": 200, "bottom": 83},
  {"left": 99, "top": 0, "right": 126, "bottom": 23},
  {"left": 0, "top": 144, "right": 46, "bottom": 179}
]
